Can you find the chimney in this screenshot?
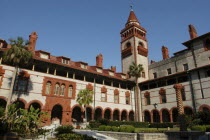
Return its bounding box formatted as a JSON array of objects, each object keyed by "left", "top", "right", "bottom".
[
  {"left": 189, "top": 24, "right": 198, "bottom": 39},
  {"left": 29, "top": 32, "right": 38, "bottom": 51},
  {"left": 162, "top": 46, "right": 169, "bottom": 60},
  {"left": 111, "top": 66, "right": 116, "bottom": 72},
  {"left": 96, "top": 54, "right": 103, "bottom": 68}
]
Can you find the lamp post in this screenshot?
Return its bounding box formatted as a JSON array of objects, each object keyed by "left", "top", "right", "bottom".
[{"left": 154, "top": 103, "right": 158, "bottom": 130}]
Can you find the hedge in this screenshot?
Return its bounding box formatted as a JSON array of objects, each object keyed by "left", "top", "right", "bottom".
[
  {"left": 89, "top": 120, "right": 149, "bottom": 128},
  {"left": 57, "top": 133, "right": 96, "bottom": 140},
  {"left": 191, "top": 125, "right": 206, "bottom": 132},
  {"left": 149, "top": 122, "right": 178, "bottom": 128}
]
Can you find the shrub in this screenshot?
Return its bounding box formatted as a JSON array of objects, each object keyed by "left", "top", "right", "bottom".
[
  {"left": 104, "top": 126, "right": 112, "bottom": 131},
  {"left": 55, "top": 125, "right": 74, "bottom": 135},
  {"left": 99, "top": 119, "right": 110, "bottom": 125},
  {"left": 126, "top": 126, "right": 135, "bottom": 133},
  {"left": 89, "top": 120, "right": 101, "bottom": 128},
  {"left": 98, "top": 125, "right": 106, "bottom": 131},
  {"left": 205, "top": 126, "right": 210, "bottom": 132},
  {"left": 57, "top": 133, "right": 96, "bottom": 140},
  {"left": 191, "top": 125, "right": 206, "bottom": 132},
  {"left": 194, "top": 111, "right": 210, "bottom": 125},
  {"left": 112, "top": 126, "right": 119, "bottom": 132},
  {"left": 119, "top": 126, "right": 126, "bottom": 132}
]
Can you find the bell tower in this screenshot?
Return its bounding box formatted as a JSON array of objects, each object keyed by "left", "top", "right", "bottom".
[{"left": 120, "top": 9, "right": 149, "bottom": 82}]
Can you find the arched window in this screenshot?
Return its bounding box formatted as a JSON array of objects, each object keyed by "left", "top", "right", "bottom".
[
  {"left": 68, "top": 85, "right": 73, "bottom": 97},
  {"left": 159, "top": 88, "right": 167, "bottom": 103},
  {"left": 142, "top": 71, "right": 145, "bottom": 78},
  {"left": 60, "top": 84, "right": 65, "bottom": 96},
  {"left": 101, "top": 92, "right": 106, "bottom": 102},
  {"left": 54, "top": 83, "right": 60, "bottom": 95},
  {"left": 126, "top": 42, "right": 131, "bottom": 48},
  {"left": 139, "top": 42, "right": 144, "bottom": 47},
  {"left": 45, "top": 81, "right": 51, "bottom": 94},
  {"left": 125, "top": 91, "right": 130, "bottom": 105},
  {"left": 144, "top": 92, "right": 150, "bottom": 105},
  {"left": 114, "top": 94, "right": 119, "bottom": 104}
]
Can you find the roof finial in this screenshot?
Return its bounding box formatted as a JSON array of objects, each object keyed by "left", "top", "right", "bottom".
[{"left": 130, "top": 4, "right": 133, "bottom": 11}]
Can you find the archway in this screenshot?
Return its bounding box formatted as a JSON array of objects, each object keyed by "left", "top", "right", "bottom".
[
  {"left": 144, "top": 111, "right": 151, "bottom": 122},
  {"left": 104, "top": 109, "right": 111, "bottom": 120},
  {"left": 0, "top": 98, "right": 6, "bottom": 108},
  {"left": 129, "top": 111, "right": 134, "bottom": 121},
  {"left": 113, "top": 110, "right": 120, "bottom": 121},
  {"left": 184, "top": 107, "right": 193, "bottom": 116},
  {"left": 203, "top": 107, "right": 210, "bottom": 112},
  {"left": 29, "top": 102, "right": 41, "bottom": 111},
  {"left": 121, "top": 110, "right": 127, "bottom": 121},
  {"left": 51, "top": 104, "right": 63, "bottom": 124},
  {"left": 72, "top": 106, "right": 83, "bottom": 122},
  {"left": 86, "top": 107, "right": 92, "bottom": 122},
  {"left": 172, "top": 108, "right": 178, "bottom": 122},
  {"left": 162, "top": 109, "right": 170, "bottom": 122},
  {"left": 153, "top": 110, "right": 160, "bottom": 123},
  {"left": 94, "top": 108, "right": 102, "bottom": 120}
]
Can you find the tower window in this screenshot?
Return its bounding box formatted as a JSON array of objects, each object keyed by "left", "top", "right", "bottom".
[
  {"left": 126, "top": 42, "right": 131, "bottom": 48},
  {"left": 183, "top": 64, "right": 189, "bottom": 71},
  {"left": 181, "top": 87, "right": 186, "bottom": 101},
  {"left": 167, "top": 68, "right": 172, "bottom": 75},
  {"left": 153, "top": 73, "right": 157, "bottom": 78},
  {"left": 204, "top": 39, "right": 210, "bottom": 50},
  {"left": 142, "top": 72, "right": 145, "bottom": 78},
  {"left": 139, "top": 42, "right": 144, "bottom": 47}
]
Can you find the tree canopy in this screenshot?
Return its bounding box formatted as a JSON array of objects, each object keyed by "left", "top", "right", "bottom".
[
  {"left": 77, "top": 89, "right": 93, "bottom": 107},
  {"left": 128, "top": 62, "right": 144, "bottom": 78},
  {"left": 3, "top": 37, "right": 33, "bottom": 67}
]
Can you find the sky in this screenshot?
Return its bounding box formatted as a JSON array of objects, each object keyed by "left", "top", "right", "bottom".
[{"left": 1, "top": 0, "right": 210, "bottom": 72}]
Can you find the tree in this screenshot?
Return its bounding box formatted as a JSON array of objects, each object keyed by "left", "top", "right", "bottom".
[
  {"left": 76, "top": 89, "right": 93, "bottom": 123},
  {"left": 3, "top": 37, "right": 33, "bottom": 115},
  {"left": 128, "top": 62, "right": 144, "bottom": 122}
]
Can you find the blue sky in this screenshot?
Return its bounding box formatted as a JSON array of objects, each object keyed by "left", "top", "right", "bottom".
[{"left": 1, "top": 0, "right": 210, "bottom": 72}]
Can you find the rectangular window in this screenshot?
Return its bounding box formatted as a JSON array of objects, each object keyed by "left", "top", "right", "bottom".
[
  {"left": 62, "top": 59, "right": 69, "bottom": 64},
  {"left": 153, "top": 72, "right": 157, "bottom": 79},
  {"left": 114, "top": 94, "right": 119, "bottom": 103},
  {"left": 40, "top": 53, "right": 49, "bottom": 59},
  {"left": 15, "top": 78, "right": 28, "bottom": 92},
  {"left": 142, "top": 72, "right": 145, "bottom": 78},
  {"left": 167, "top": 68, "right": 172, "bottom": 75},
  {"left": 183, "top": 64, "right": 189, "bottom": 71},
  {"left": 101, "top": 93, "right": 106, "bottom": 102}
]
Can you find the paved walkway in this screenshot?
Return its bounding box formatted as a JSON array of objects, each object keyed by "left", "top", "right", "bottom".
[{"left": 74, "top": 130, "right": 117, "bottom": 140}]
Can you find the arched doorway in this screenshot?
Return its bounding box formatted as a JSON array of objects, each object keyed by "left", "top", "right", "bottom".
[
  {"left": 0, "top": 98, "right": 7, "bottom": 108},
  {"left": 14, "top": 100, "right": 25, "bottom": 109},
  {"left": 29, "top": 102, "right": 41, "bottom": 111},
  {"left": 162, "top": 109, "right": 170, "bottom": 122},
  {"left": 94, "top": 108, "right": 102, "bottom": 120},
  {"left": 203, "top": 107, "right": 210, "bottom": 112},
  {"left": 172, "top": 108, "right": 178, "bottom": 122},
  {"left": 153, "top": 110, "right": 160, "bottom": 123},
  {"left": 51, "top": 104, "right": 63, "bottom": 124},
  {"left": 86, "top": 107, "right": 92, "bottom": 122},
  {"left": 72, "top": 106, "right": 83, "bottom": 122},
  {"left": 129, "top": 111, "right": 134, "bottom": 121},
  {"left": 113, "top": 110, "right": 120, "bottom": 121},
  {"left": 104, "top": 109, "right": 111, "bottom": 120},
  {"left": 121, "top": 110, "right": 127, "bottom": 121},
  {"left": 144, "top": 111, "right": 151, "bottom": 122},
  {"left": 184, "top": 107, "right": 193, "bottom": 116}
]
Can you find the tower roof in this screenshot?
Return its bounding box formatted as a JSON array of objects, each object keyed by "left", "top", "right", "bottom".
[{"left": 126, "top": 10, "right": 139, "bottom": 25}]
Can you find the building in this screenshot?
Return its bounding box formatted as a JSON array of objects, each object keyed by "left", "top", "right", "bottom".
[{"left": 0, "top": 9, "right": 210, "bottom": 125}]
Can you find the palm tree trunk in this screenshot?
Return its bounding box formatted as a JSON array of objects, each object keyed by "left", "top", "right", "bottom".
[
  {"left": 135, "top": 77, "right": 142, "bottom": 122},
  {"left": 5, "top": 67, "right": 18, "bottom": 117}
]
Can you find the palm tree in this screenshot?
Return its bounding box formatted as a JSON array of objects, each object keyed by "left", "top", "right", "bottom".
[
  {"left": 128, "top": 62, "right": 144, "bottom": 122},
  {"left": 3, "top": 37, "right": 33, "bottom": 115},
  {"left": 76, "top": 89, "right": 93, "bottom": 123}
]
